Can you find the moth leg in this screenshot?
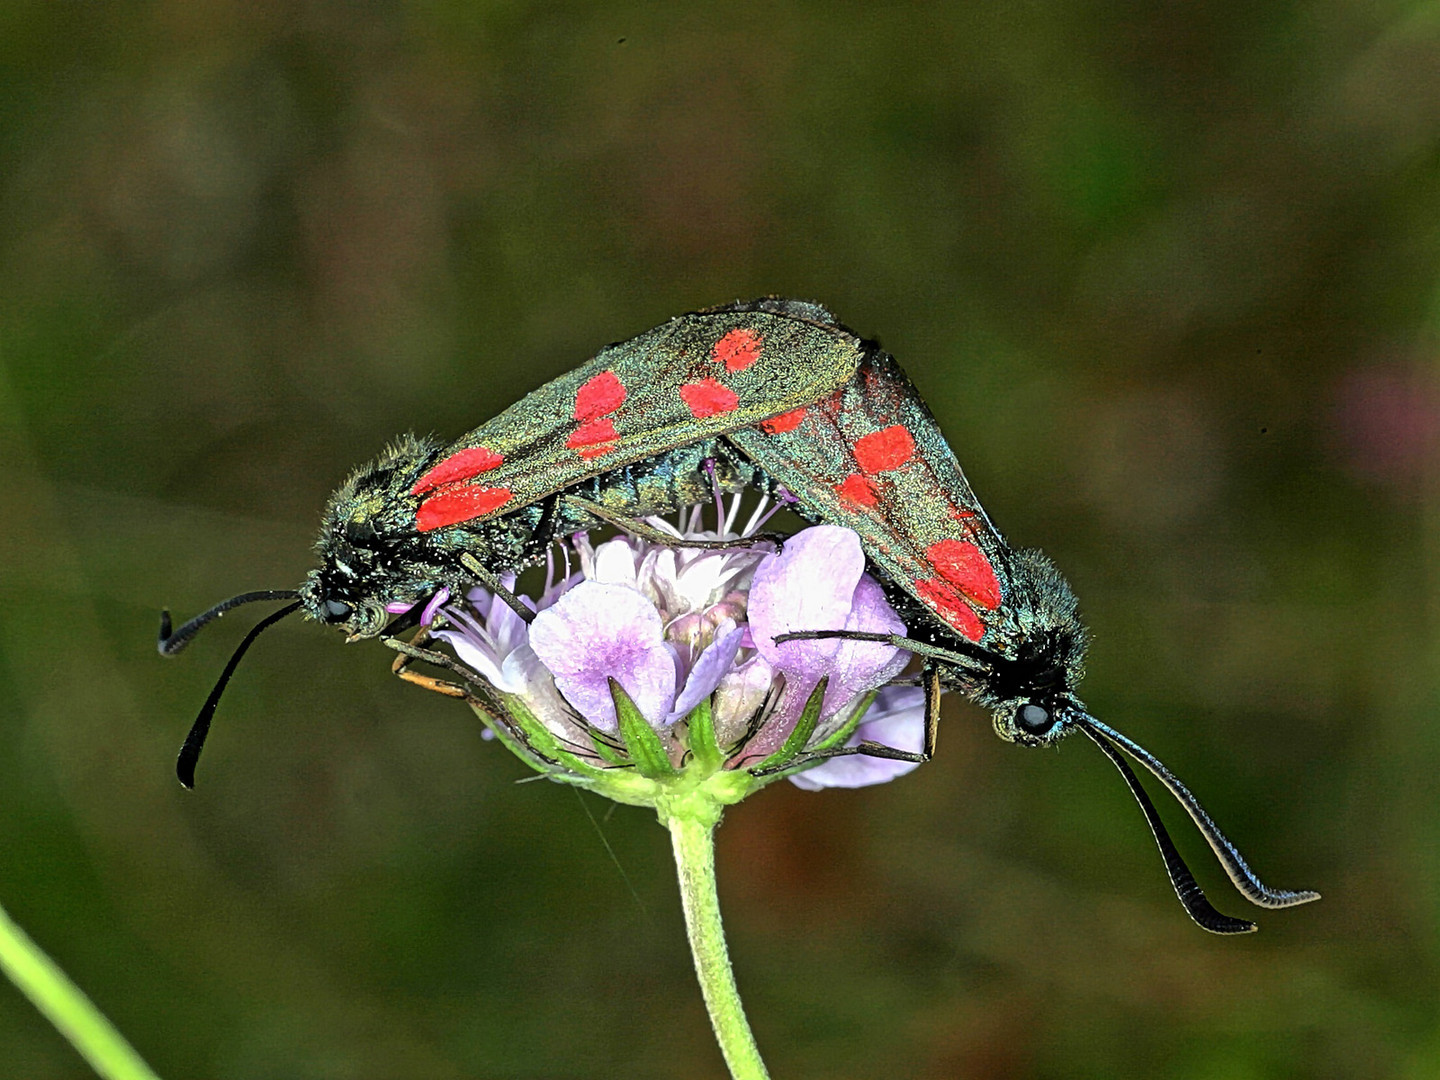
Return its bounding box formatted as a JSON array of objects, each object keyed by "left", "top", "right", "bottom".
[
  {"left": 752, "top": 740, "right": 925, "bottom": 776},
  {"left": 752, "top": 666, "right": 941, "bottom": 776},
  {"left": 386, "top": 635, "right": 482, "bottom": 682},
  {"left": 394, "top": 666, "right": 470, "bottom": 699},
  {"left": 388, "top": 637, "right": 468, "bottom": 699},
  {"left": 386, "top": 638, "right": 519, "bottom": 743},
  {"left": 774, "top": 635, "right": 953, "bottom": 757},
  {"left": 561, "top": 494, "right": 784, "bottom": 551},
  {"left": 921, "top": 662, "right": 940, "bottom": 759},
  {"left": 519, "top": 493, "right": 562, "bottom": 563},
  {"left": 457, "top": 553, "right": 535, "bottom": 622},
  {"left": 385, "top": 631, "right": 575, "bottom": 774},
  {"left": 773, "top": 628, "right": 990, "bottom": 677}
]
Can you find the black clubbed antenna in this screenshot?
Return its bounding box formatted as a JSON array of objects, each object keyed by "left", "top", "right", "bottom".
[
  {"left": 159, "top": 590, "right": 301, "bottom": 655},
  {"left": 1077, "top": 715, "right": 1320, "bottom": 933},
  {"left": 161, "top": 593, "right": 303, "bottom": 789}
]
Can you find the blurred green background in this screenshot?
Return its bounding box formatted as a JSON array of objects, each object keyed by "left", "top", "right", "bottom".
[{"left": 1, "top": 1, "right": 1436, "bottom": 1077}]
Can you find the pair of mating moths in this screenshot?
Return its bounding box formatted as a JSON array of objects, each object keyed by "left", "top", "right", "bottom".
[{"left": 161, "top": 298, "right": 1319, "bottom": 934}]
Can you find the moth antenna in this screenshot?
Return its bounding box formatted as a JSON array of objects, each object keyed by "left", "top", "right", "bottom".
[
  {"left": 175, "top": 600, "right": 303, "bottom": 789},
  {"left": 158, "top": 590, "right": 302, "bottom": 656},
  {"left": 1079, "top": 715, "right": 1320, "bottom": 912},
  {"left": 1077, "top": 722, "right": 1256, "bottom": 934}
]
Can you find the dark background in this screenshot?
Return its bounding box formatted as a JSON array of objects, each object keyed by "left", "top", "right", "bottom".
[{"left": 1, "top": 3, "right": 1436, "bottom": 1077}]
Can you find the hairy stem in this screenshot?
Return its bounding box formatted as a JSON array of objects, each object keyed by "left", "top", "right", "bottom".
[{"left": 668, "top": 814, "right": 770, "bottom": 1080}]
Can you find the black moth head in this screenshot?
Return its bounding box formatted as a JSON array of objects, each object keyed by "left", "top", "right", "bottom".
[
  {"left": 298, "top": 434, "right": 449, "bottom": 639},
  {"left": 947, "top": 547, "right": 1091, "bottom": 748}
]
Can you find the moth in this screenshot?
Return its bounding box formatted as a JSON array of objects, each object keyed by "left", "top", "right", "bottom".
[
  {"left": 722, "top": 346, "right": 1320, "bottom": 932},
  {"left": 162, "top": 299, "right": 1319, "bottom": 932},
  {"left": 160, "top": 299, "right": 863, "bottom": 786}
]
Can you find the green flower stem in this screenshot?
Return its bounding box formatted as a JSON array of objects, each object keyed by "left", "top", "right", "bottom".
[
  {"left": 666, "top": 810, "right": 770, "bottom": 1080},
  {"left": 0, "top": 897, "right": 161, "bottom": 1080}
]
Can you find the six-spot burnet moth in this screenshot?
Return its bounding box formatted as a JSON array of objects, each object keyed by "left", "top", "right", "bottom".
[
  {"left": 160, "top": 299, "right": 861, "bottom": 786},
  {"left": 160, "top": 298, "right": 1318, "bottom": 932},
  {"left": 720, "top": 345, "right": 1319, "bottom": 932}
]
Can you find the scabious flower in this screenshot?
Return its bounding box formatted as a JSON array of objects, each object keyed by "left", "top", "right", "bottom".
[
  {"left": 413, "top": 497, "right": 925, "bottom": 810},
  {"left": 398, "top": 495, "right": 929, "bottom": 1080}
]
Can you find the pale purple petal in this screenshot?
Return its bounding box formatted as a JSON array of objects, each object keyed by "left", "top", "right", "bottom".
[
  {"left": 421, "top": 587, "right": 451, "bottom": 626},
  {"left": 432, "top": 627, "right": 511, "bottom": 691},
  {"left": 749, "top": 526, "right": 866, "bottom": 673},
  {"left": 500, "top": 642, "right": 559, "bottom": 702},
  {"left": 822, "top": 574, "right": 910, "bottom": 714},
  {"left": 591, "top": 538, "right": 639, "bottom": 587},
  {"left": 789, "top": 686, "right": 926, "bottom": 790},
  {"left": 666, "top": 621, "right": 745, "bottom": 723},
  {"left": 655, "top": 546, "right": 763, "bottom": 615},
  {"left": 384, "top": 600, "right": 414, "bottom": 614},
  {"left": 488, "top": 606, "right": 529, "bottom": 659},
  {"left": 647, "top": 548, "right": 683, "bottom": 611},
  {"left": 746, "top": 526, "right": 907, "bottom": 756},
  {"left": 528, "top": 582, "right": 678, "bottom": 732},
  {"left": 465, "top": 573, "right": 520, "bottom": 618},
  {"left": 434, "top": 578, "right": 550, "bottom": 696},
  {"left": 480, "top": 583, "right": 531, "bottom": 657},
  {"left": 711, "top": 655, "right": 777, "bottom": 747}
]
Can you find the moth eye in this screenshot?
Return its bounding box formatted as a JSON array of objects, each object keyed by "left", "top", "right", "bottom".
[
  {"left": 1017, "top": 703, "right": 1055, "bottom": 736},
  {"left": 322, "top": 599, "right": 354, "bottom": 622},
  {"left": 345, "top": 520, "right": 380, "bottom": 547}
]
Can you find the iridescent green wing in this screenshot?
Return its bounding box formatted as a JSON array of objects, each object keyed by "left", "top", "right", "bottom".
[
  {"left": 727, "top": 351, "right": 1010, "bottom": 645},
  {"left": 410, "top": 303, "right": 864, "bottom": 531}
]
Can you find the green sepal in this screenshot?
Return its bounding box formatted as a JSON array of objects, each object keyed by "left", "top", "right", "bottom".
[
  {"left": 683, "top": 696, "right": 723, "bottom": 771},
  {"left": 588, "top": 732, "right": 629, "bottom": 767},
  {"left": 751, "top": 688, "right": 881, "bottom": 785},
  {"left": 752, "top": 676, "right": 828, "bottom": 773},
  {"left": 466, "top": 693, "right": 556, "bottom": 775},
  {"left": 499, "top": 694, "right": 607, "bottom": 780},
  {"left": 812, "top": 688, "right": 877, "bottom": 754},
  {"left": 610, "top": 678, "right": 678, "bottom": 779}
]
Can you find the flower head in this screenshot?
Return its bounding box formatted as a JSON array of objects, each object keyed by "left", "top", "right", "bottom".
[{"left": 406, "top": 497, "right": 926, "bottom": 811}]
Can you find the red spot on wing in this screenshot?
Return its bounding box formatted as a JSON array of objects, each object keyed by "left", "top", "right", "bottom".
[
  {"left": 416, "top": 485, "right": 513, "bottom": 531},
  {"left": 713, "top": 328, "right": 763, "bottom": 372},
  {"left": 760, "top": 407, "right": 807, "bottom": 434},
  {"left": 574, "top": 370, "right": 627, "bottom": 421},
  {"left": 853, "top": 425, "right": 915, "bottom": 475},
  {"left": 567, "top": 417, "right": 619, "bottom": 458},
  {"left": 925, "top": 539, "right": 1002, "bottom": 609},
  {"left": 411, "top": 446, "right": 504, "bottom": 495},
  {"left": 680, "top": 378, "right": 740, "bottom": 418},
  {"left": 915, "top": 578, "right": 986, "bottom": 642},
  {"left": 835, "top": 473, "right": 878, "bottom": 507}
]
